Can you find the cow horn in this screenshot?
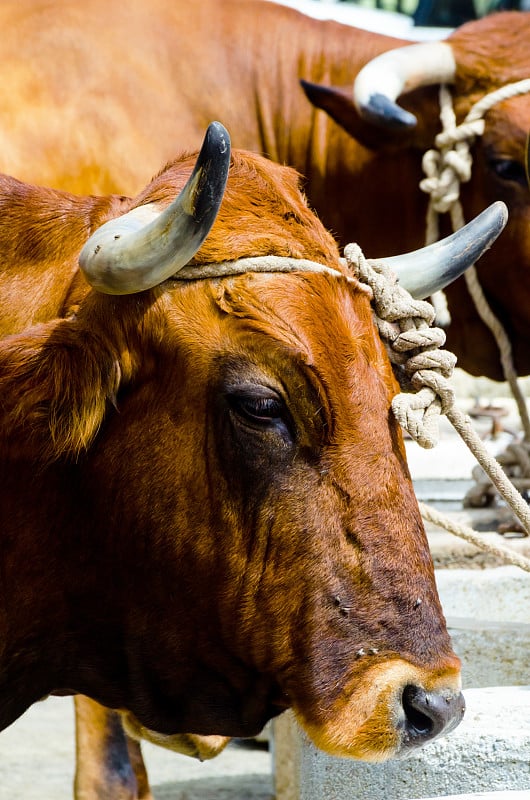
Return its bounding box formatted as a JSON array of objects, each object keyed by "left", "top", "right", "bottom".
[
  {"left": 353, "top": 42, "right": 456, "bottom": 129},
  {"left": 79, "top": 121, "right": 231, "bottom": 294},
  {"left": 379, "top": 201, "right": 508, "bottom": 299}
]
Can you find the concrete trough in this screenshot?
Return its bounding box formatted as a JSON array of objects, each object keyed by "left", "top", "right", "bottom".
[
  {"left": 273, "top": 566, "right": 530, "bottom": 800},
  {"left": 273, "top": 686, "right": 530, "bottom": 800},
  {"left": 435, "top": 566, "right": 530, "bottom": 688}
]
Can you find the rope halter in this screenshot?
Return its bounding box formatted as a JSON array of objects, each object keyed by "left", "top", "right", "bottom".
[{"left": 420, "top": 79, "right": 530, "bottom": 218}]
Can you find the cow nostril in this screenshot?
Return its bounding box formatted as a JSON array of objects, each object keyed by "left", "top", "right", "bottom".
[
  {"left": 401, "top": 684, "right": 465, "bottom": 746},
  {"left": 402, "top": 685, "right": 434, "bottom": 736}
]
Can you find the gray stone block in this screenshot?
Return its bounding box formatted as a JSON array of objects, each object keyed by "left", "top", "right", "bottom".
[
  {"left": 273, "top": 687, "right": 530, "bottom": 800},
  {"left": 434, "top": 566, "right": 530, "bottom": 688},
  {"left": 413, "top": 793, "right": 530, "bottom": 799},
  {"left": 435, "top": 567, "right": 530, "bottom": 623}
]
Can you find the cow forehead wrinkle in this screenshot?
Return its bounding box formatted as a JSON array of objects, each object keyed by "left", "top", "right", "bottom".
[
  {"left": 197, "top": 270, "right": 399, "bottom": 431},
  {"left": 210, "top": 273, "right": 390, "bottom": 401}
]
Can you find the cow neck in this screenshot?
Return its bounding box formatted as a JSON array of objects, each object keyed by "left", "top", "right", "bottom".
[{"left": 243, "top": 3, "right": 408, "bottom": 185}]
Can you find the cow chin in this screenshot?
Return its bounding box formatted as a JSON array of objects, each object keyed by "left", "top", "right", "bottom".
[
  {"left": 293, "top": 658, "right": 463, "bottom": 762},
  {"left": 120, "top": 711, "right": 230, "bottom": 761}
]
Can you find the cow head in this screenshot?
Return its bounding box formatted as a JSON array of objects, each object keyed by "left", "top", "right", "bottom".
[
  {"left": 300, "top": 11, "right": 530, "bottom": 378},
  {"left": 0, "top": 128, "right": 505, "bottom": 760}
]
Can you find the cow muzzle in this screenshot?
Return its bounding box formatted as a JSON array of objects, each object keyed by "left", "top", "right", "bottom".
[
  {"left": 398, "top": 683, "right": 464, "bottom": 751},
  {"left": 295, "top": 657, "right": 464, "bottom": 761}
]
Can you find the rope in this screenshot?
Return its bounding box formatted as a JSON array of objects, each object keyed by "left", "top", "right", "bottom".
[
  {"left": 174, "top": 255, "right": 349, "bottom": 283},
  {"left": 344, "top": 242, "right": 456, "bottom": 449},
  {"left": 447, "top": 405, "right": 530, "bottom": 534},
  {"left": 419, "top": 501, "right": 530, "bottom": 573},
  {"left": 343, "top": 243, "right": 530, "bottom": 564},
  {"left": 420, "top": 79, "right": 530, "bottom": 512}
]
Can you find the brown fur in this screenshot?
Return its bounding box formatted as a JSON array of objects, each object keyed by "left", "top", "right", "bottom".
[
  {"left": 0, "top": 2, "right": 528, "bottom": 376},
  {"left": 0, "top": 149, "right": 461, "bottom": 798}
]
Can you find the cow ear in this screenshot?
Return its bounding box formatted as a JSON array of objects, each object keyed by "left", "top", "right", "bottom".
[
  {"left": 300, "top": 79, "right": 408, "bottom": 150},
  {"left": 300, "top": 79, "right": 435, "bottom": 151},
  {"left": 0, "top": 317, "right": 123, "bottom": 462}
]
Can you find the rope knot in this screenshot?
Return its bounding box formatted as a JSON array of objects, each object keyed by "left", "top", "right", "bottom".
[
  {"left": 434, "top": 118, "right": 485, "bottom": 150},
  {"left": 344, "top": 243, "right": 456, "bottom": 448},
  {"left": 420, "top": 137, "right": 474, "bottom": 212}
]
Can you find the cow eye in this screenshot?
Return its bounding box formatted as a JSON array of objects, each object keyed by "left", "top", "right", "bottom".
[
  {"left": 227, "top": 389, "right": 294, "bottom": 440},
  {"left": 242, "top": 396, "right": 283, "bottom": 420},
  {"left": 489, "top": 158, "right": 528, "bottom": 187},
  {"left": 229, "top": 393, "right": 285, "bottom": 424}
]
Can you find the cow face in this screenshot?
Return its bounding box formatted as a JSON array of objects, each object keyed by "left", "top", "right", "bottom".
[
  {"left": 0, "top": 148, "right": 465, "bottom": 761},
  {"left": 43, "top": 266, "right": 460, "bottom": 761}
]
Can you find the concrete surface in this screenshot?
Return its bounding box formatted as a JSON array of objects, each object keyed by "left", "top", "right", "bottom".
[
  {"left": 436, "top": 566, "right": 530, "bottom": 622},
  {"left": 412, "top": 794, "right": 530, "bottom": 800},
  {"left": 273, "top": 687, "right": 530, "bottom": 800},
  {"left": 437, "top": 566, "right": 530, "bottom": 689},
  {"left": 0, "top": 697, "right": 274, "bottom": 800}
]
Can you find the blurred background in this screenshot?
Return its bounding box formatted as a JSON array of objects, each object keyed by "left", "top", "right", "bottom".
[
  {"left": 312, "top": 0, "right": 528, "bottom": 26},
  {"left": 277, "top": 0, "right": 530, "bottom": 39}
]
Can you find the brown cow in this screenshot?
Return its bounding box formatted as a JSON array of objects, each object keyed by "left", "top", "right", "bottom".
[
  {"left": 0, "top": 123, "right": 506, "bottom": 797},
  {"left": 0, "top": 1, "right": 527, "bottom": 378}
]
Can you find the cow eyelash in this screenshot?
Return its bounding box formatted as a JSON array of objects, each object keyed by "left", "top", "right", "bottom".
[
  {"left": 226, "top": 388, "right": 297, "bottom": 441},
  {"left": 228, "top": 394, "right": 285, "bottom": 424}
]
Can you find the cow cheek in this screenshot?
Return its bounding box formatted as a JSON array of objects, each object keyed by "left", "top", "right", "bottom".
[{"left": 294, "top": 676, "right": 401, "bottom": 761}]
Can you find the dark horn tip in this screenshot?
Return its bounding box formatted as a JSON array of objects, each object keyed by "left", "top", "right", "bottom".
[
  {"left": 360, "top": 94, "right": 417, "bottom": 130},
  {"left": 205, "top": 121, "right": 231, "bottom": 157},
  {"left": 189, "top": 122, "right": 231, "bottom": 222},
  {"left": 488, "top": 199, "right": 509, "bottom": 231}
]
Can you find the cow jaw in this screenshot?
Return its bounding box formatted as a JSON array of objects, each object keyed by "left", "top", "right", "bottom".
[{"left": 295, "top": 657, "right": 463, "bottom": 761}]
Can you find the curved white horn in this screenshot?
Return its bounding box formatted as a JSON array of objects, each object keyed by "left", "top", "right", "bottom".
[
  {"left": 79, "top": 121, "right": 231, "bottom": 294},
  {"left": 379, "top": 201, "right": 508, "bottom": 299},
  {"left": 353, "top": 42, "right": 456, "bottom": 129}
]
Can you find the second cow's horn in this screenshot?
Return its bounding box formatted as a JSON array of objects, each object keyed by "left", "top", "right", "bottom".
[
  {"left": 79, "top": 121, "right": 231, "bottom": 294},
  {"left": 353, "top": 42, "right": 456, "bottom": 129}
]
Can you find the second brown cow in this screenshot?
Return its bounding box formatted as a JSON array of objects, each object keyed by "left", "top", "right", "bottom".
[{"left": 0, "top": 1, "right": 528, "bottom": 377}]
